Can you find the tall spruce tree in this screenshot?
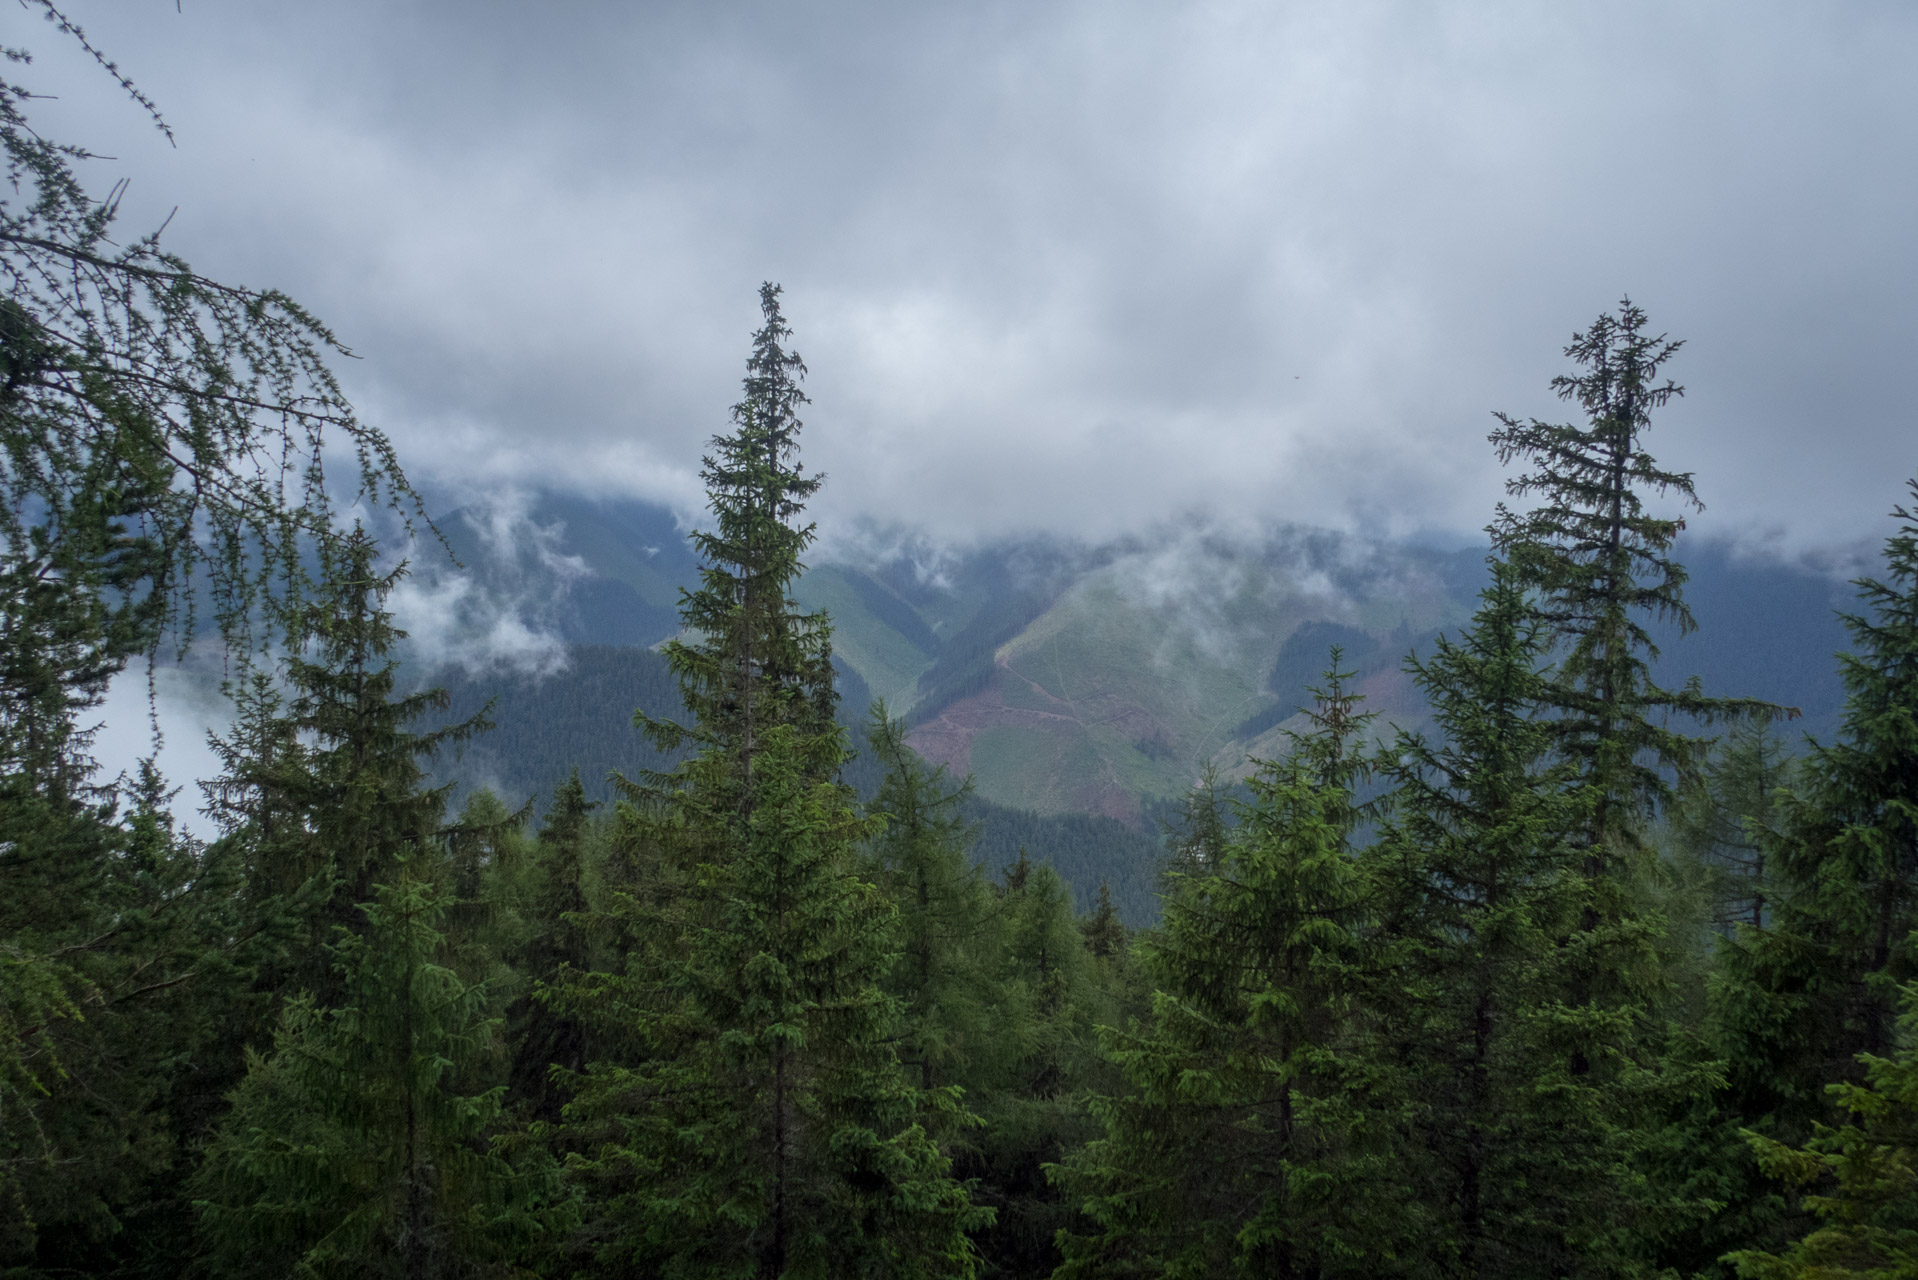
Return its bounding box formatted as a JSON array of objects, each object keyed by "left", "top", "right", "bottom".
[
  {"left": 549, "top": 285, "right": 986, "bottom": 1278},
  {"left": 189, "top": 536, "right": 547, "bottom": 1277},
  {"left": 1369, "top": 561, "right": 1652, "bottom": 1278},
  {"left": 199, "top": 528, "right": 489, "bottom": 1004},
  {"left": 1490, "top": 299, "right": 1772, "bottom": 868},
  {"left": 1057, "top": 663, "right": 1400, "bottom": 1278},
  {"left": 638, "top": 281, "right": 837, "bottom": 783}
]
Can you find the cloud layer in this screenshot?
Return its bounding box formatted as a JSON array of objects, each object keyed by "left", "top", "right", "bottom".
[{"left": 25, "top": 0, "right": 1918, "bottom": 550}]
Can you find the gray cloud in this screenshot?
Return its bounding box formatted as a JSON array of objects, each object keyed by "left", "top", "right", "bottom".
[
  {"left": 25, "top": 0, "right": 1918, "bottom": 551},
  {"left": 382, "top": 493, "right": 585, "bottom": 680}
]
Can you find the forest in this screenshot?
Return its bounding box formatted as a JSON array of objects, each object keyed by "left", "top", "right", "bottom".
[{"left": 6, "top": 11, "right": 1918, "bottom": 1280}]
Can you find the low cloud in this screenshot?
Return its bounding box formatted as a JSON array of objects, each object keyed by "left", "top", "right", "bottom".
[
  {"left": 387, "top": 493, "right": 588, "bottom": 681},
  {"left": 27, "top": 2, "right": 1915, "bottom": 557}
]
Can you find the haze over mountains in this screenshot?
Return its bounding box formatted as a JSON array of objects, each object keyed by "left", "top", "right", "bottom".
[{"left": 419, "top": 490, "right": 1855, "bottom": 837}]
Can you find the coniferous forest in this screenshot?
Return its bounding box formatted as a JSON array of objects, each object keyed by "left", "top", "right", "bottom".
[{"left": 5, "top": 14, "right": 1918, "bottom": 1280}]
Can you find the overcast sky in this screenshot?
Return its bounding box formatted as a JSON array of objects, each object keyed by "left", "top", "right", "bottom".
[{"left": 20, "top": 0, "right": 1918, "bottom": 552}]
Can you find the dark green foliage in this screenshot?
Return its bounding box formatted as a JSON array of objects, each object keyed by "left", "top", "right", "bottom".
[
  {"left": 1081, "top": 884, "right": 1126, "bottom": 962},
  {"left": 1057, "top": 664, "right": 1397, "bottom": 1278},
  {"left": 1728, "top": 985, "right": 1918, "bottom": 1279},
  {"left": 864, "top": 706, "right": 996, "bottom": 1096},
  {"left": 194, "top": 864, "right": 555, "bottom": 1279},
  {"left": 1370, "top": 561, "right": 1648, "bottom": 1277},
  {"left": 542, "top": 288, "right": 987, "bottom": 1278},
  {"left": 206, "top": 530, "right": 488, "bottom": 1003},
  {"left": 1159, "top": 761, "right": 1234, "bottom": 878},
  {"left": 640, "top": 283, "right": 837, "bottom": 778},
  {"left": 967, "top": 801, "right": 1165, "bottom": 924},
  {"left": 0, "top": 356, "right": 252, "bottom": 1272},
  {"left": 506, "top": 773, "right": 597, "bottom": 1123},
  {"left": 0, "top": 757, "right": 247, "bottom": 1276},
  {"left": 559, "top": 725, "right": 987, "bottom": 1278},
  {"left": 1706, "top": 482, "right": 1918, "bottom": 1267},
  {"left": 1670, "top": 725, "right": 1797, "bottom": 935},
  {"left": 1490, "top": 299, "right": 1773, "bottom": 851}
]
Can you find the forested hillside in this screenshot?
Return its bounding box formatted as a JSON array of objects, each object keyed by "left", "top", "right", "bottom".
[
  {"left": 426, "top": 497, "right": 1853, "bottom": 828},
  {"left": 7, "top": 18, "right": 1918, "bottom": 1280}
]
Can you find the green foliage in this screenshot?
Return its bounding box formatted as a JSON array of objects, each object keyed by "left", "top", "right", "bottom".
[
  {"left": 555, "top": 726, "right": 988, "bottom": 1278},
  {"left": 193, "top": 864, "right": 556, "bottom": 1279},
  {"left": 639, "top": 282, "right": 837, "bottom": 779},
  {"left": 1729, "top": 984, "right": 1918, "bottom": 1279},
  {"left": 1, "top": 9, "right": 423, "bottom": 656},
  {"left": 864, "top": 704, "right": 997, "bottom": 1097},
  {"left": 505, "top": 774, "right": 596, "bottom": 1124},
  {"left": 1668, "top": 724, "right": 1797, "bottom": 936},
  {"left": 1490, "top": 299, "right": 1773, "bottom": 853},
  {"left": 542, "top": 290, "right": 987, "bottom": 1278},
  {"left": 1371, "top": 560, "right": 1656, "bottom": 1277},
  {"left": 1706, "top": 481, "right": 1918, "bottom": 1269},
  {"left": 1057, "top": 663, "right": 1398, "bottom": 1278},
  {"left": 203, "top": 529, "right": 488, "bottom": 1002}
]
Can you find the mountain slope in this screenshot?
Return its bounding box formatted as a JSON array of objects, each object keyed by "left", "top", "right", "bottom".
[{"left": 421, "top": 492, "right": 1858, "bottom": 837}]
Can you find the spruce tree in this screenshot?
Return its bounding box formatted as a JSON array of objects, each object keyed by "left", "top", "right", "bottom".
[
  {"left": 864, "top": 705, "right": 996, "bottom": 1097},
  {"left": 193, "top": 862, "right": 554, "bottom": 1279},
  {"left": 506, "top": 772, "right": 598, "bottom": 1123},
  {"left": 1708, "top": 480, "right": 1918, "bottom": 1267},
  {"left": 201, "top": 527, "right": 488, "bottom": 1004},
  {"left": 550, "top": 285, "right": 986, "bottom": 1278},
  {"left": 1057, "top": 663, "right": 1398, "bottom": 1278},
  {"left": 1370, "top": 561, "right": 1650, "bottom": 1277},
  {"left": 1490, "top": 298, "right": 1767, "bottom": 845},
  {"left": 975, "top": 857, "right": 1114, "bottom": 1278},
  {"left": 639, "top": 281, "right": 837, "bottom": 782},
  {"left": 1668, "top": 725, "right": 1796, "bottom": 936},
  {"left": 1726, "top": 984, "right": 1918, "bottom": 1280}
]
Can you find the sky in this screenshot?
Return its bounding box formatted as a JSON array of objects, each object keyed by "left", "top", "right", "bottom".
[{"left": 18, "top": 0, "right": 1918, "bottom": 554}]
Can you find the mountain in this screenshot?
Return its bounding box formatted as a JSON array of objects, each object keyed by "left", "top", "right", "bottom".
[{"left": 411, "top": 493, "right": 1860, "bottom": 915}]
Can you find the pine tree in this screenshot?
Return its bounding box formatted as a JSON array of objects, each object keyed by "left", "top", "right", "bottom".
[
  {"left": 1669, "top": 724, "right": 1796, "bottom": 936},
  {"left": 193, "top": 862, "right": 554, "bottom": 1279},
  {"left": 1487, "top": 304, "right": 1763, "bottom": 1209},
  {"left": 1161, "top": 762, "right": 1232, "bottom": 879},
  {"left": 972, "top": 856, "right": 1114, "bottom": 1278},
  {"left": 202, "top": 528, "right": 489, "bottom": 1004},
  {"left": 556, "top": 726, "right": 987, "bottom": 1278},
  {"left": 0, "top": 404, "right": 244, "bottom": 1270},
  {"left": 1057, "top": 663, "right": 1398, "bottom": 1278},
  {"left": 1080, "top": 883, "right": 1127, "bottom": 963}
]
